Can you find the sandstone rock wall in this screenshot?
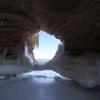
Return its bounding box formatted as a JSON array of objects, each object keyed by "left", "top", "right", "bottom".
[
  {"left": 33, "top": 0, "right": 100, "bottom": 54},
  {"left": 0, "top": 0, "right": 39, "bottom": 48},
  {"left": 44, "top": 44, "right": 100, "bottom": 88},
  {"left": 0, "top": 0, "right": 100, "bottom": 54},
  {"left": 0, "top": 0, "right": 100, "bottom": 88}
]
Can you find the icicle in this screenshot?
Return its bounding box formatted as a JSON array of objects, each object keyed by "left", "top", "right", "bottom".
[
  {"left": 31, "top": 33, "right": 39, "bottom": 48},
  {"left": 22, "top": 0, "right": 25, "bottom": 8},
  {"left": 2, "top": 49, "right": 7, "bottom": 64},
  {"left": 22, "top": 3, "right": 25, "bottom": 8},
  {"left": 0, "top": 48, "right": 7, "bottom": 64},
  {"left": 24, "top": 32, "right": 39, "bottom": 60},
  {"left": 0, "top": 20, "right": 4, "bottom": 27}
]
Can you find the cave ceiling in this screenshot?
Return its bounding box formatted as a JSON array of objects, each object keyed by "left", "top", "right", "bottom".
[{"left": 0, "top": 0, "right": 100, "bottom": 53}]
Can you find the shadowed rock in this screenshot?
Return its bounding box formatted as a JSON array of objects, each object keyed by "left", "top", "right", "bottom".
[
  {"left": 0, "top": 0, "right": 100, "bottom": 53},
  {"left": 0, "top": 0, "right": 100, "bottom": 88}
]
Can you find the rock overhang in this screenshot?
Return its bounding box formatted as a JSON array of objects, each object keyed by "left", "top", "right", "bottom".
[
  {"left": 0, "top": 0, "right": 40, "bottom": 48},
  {"left": 0, "top": 0, "right": 100, "bottom": 88},
  {"left": 0, "top": 0, "right": 99, "bottom": 51}
]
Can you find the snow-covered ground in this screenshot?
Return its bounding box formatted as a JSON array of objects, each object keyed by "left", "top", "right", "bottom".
[
  {"left": 0, "top": 74, "right": 99, "bottom": 100},
  {"left": 0, "top": 44, "right": 100, "bottom": 100},
  {"left": 0, "top": 57, "right": 37, "bottom": 75}
]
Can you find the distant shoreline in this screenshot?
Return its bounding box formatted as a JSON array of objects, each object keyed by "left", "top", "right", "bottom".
[{"left": 35, "top": 59, "right": 50, "bottom": 61}]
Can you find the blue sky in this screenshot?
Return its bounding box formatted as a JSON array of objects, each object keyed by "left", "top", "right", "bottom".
[{"left": 33, "top": 31, "right": 61, "bottom": 59}]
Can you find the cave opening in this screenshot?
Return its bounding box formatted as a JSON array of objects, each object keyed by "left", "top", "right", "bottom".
[
  {"left": 33, "top": 31, "right": 62, "bottom": 63},
  {"left": 25, "top": 30, "right": 64, "bottom": 78}
]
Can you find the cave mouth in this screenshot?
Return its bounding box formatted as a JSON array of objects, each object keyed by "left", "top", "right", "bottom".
[
  {"left": 25, "top": 31, "right": 63, "bottom": 78},
  {"left": 33, "top": 31, "right": 62, "bottom": 64}
]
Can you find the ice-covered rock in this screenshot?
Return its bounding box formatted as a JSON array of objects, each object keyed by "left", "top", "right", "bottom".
[{"left": 43, "top": 44, "right": 100, "bottom": 88}]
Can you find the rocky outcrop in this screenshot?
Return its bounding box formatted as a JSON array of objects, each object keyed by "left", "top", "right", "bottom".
[
  {"left": 0, "top": 0, "right": 100, "bottom": 53},
  {"left": 0, "top": 0, "right": 100, "bottom": 88},
  {"left": 43, "top": 44, "right": 100, "bottom": 88},
  {"left": 33, "top": 0, "right": 100, "bottom": 54},
  {"left": 0, "top": 44, "right": 38, "bottom": 75},
  {"left": 32, "top": 0, "right": 100, "bottom": 87}
]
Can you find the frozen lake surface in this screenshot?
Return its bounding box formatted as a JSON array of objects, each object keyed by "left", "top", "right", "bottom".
[
  {"left": 0, "top": 72, "right": 100, "bottom": 100},
  {"left": 0, "top": 60, "right": 99, "bottom": 100}
]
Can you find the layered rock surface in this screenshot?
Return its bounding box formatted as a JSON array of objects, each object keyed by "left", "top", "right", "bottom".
[
  {"left": 0, "top": 0, "right": 100, "bottom": 88},
  {"left": 34, "top": 0, "right": 100, "bottom": 53},
  {"left": 0, "top": 0, "right": 100, "bottom": 52},
  {"left": 0, "top": 0, "right": 39, "bottom": 48},
  {"left": 43, "top": 44, "right": 100, "bottom": 88}
]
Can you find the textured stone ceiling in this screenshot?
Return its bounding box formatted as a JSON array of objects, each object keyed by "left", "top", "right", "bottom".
[
  {"left": 0, "top": 0, "right": 100, "bottom": 54},
  {"left": 0, "top": 0, "right": 39, "bottom": 47}
]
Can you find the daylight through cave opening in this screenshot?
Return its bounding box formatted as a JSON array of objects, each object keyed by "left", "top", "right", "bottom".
[{"left": 32, "top": 31, "right": 62, "bottom": 63}]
